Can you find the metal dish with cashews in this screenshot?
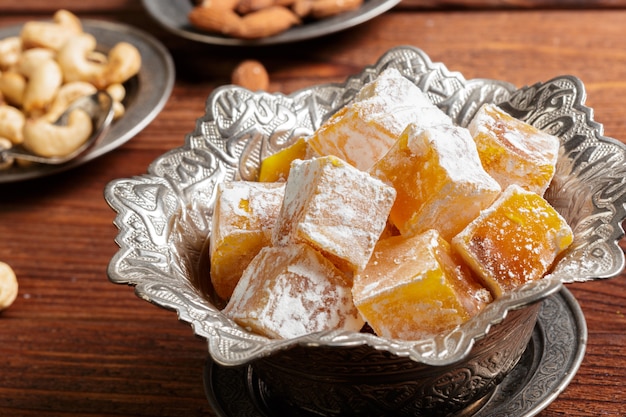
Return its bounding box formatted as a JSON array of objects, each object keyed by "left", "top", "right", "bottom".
[
  {"left": 0, "top": 11, "right": 138, "bottom": 166},
  {"left": 0, "top": 10, "right": 174, "bottom": 182}
]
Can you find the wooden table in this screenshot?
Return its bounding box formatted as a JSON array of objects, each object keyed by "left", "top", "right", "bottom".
[{"left": 1, "top": 1, "right": 625, "bottom": 416}]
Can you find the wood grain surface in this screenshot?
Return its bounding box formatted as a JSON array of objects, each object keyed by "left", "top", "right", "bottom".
[{"left": 1, "top": 1, "right": 625, "bottom": 416}]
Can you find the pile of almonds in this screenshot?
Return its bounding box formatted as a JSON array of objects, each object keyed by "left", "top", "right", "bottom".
[{"left": 189, "top": 0, "right": 364, "bottom": 40}]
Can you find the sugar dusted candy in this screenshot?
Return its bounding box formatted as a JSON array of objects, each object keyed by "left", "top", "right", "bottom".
[
  {"left": 370, "top": 123, "right": 501, "bottom": 241},
  {"left": 210, "top": 181, "right": 285, "bottom": 300},
  {"left": 272, "top": 155, "right": 396, "bottom": 274},
  {"left": 223, "top": 243, "right": 364, "bottom": 339},
  {"left": 307, "top": 67, "right": 453, "bottom": 171},
  {"left": 468, "top": 103, "right": 560, "bottom": 196},
  {"left": 452, "top": 184, "right": 574, "bottom": 298},
  {"left": 352, "top": 229, "right": 492, "bottom": 340}
]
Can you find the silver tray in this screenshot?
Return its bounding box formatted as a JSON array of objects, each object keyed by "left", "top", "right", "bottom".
[
  {"left": 142, "top": 0, "right": 401, "bottom": 46},
  {"left": 0, "top": 19, "right": 175, "bottom": 183},
  {"left": 105, "top": 45, "right": 626, "bottom": 367},
  {"left": 203, "top": 288, "right": 586, "bottom": 417}
]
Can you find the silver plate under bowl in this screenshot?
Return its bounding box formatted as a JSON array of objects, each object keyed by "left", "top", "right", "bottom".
[{"left": 203, "top": 288, "right": 586, "bottom": 417}]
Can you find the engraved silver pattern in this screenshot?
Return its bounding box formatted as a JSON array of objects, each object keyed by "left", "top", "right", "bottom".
[
  {"left": 105, "top": 46, "right": 624, "bottom": 414},
  {"left": 202, "top": 289, "right": 586, "bottom": 417}
]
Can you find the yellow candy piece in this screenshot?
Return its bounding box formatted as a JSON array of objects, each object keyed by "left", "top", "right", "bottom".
[
  {"left": 468, "top": 103, "right": 560, "bottom": 196},
  {"left": 223, "top": 243, "right": 364, "bottom": 339},
  {"left": 258, "top": 136, "right": 314, "bottom": 182},
  {"left": 210, "top": 181, "right": 285, "bottom": 300},
  {"left": 452, "top": 184, "right": 574, "bottom": 298},
  {"left": 272, "top": 155, "right": 396, "bottom": 274},
  {"left": 352, "top": 229, "right": 492, "bottom": 340},
  {"left": 370, "top": 123, "right": 501, "bottom": 241}
]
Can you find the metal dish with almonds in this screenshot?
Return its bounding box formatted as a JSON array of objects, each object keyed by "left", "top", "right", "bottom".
[
  {"left": 105, "top": 46, "right": 626, "bottom": 416},
  {"left": 142, "top": 0, "right": 401, "bottom": 46}
]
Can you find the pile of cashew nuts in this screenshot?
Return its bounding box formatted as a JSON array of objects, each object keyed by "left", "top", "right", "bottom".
[{"left": 0, "top": 10, "right": 141, "bottom": 169}]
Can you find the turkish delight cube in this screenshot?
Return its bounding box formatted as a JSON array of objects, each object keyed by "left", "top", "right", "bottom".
[
  {"left": 307, "top": 67, "right": 452, "bottom": 171},
  {"left": 452, "top": 184, "right": 574, "bottom": 297},
  {"left": 352, "top": 229, "right": 492, "bottom": 340},
  {"left": 370, "top": 123, "right": 501, "bottom": 240},
  {"left": 223, "top": 243, "right": 364, "bottom": 339},
  {"left": 272, "top": 155, "right": 396, "bottom": 274},
  {"left": 468, "top": 103, "right": 560, "bottom": 196},
  {"left": 210, "top": 181, "right": 285, "bottom": 300}
]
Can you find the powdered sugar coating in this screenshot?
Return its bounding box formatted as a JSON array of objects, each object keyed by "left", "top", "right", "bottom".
[
  {"left": 223, "top": 243, "right": 364, "bottom": 339},
  {"left": 308, "top": 67, "right": 453, "bottom": 171},
  {"left": 370, "top": 123, "right": 501, "bottom": 241},
  {"left": 272, "top": 156, "right": 396, "bottom": 273},
  {"left": 468, "top": 103, "right": 560, "bottom": 195},
  {"left": 452, "top": 184, "right": 573, "bottom": 297},
  {"left": 210, "top": 181, "right": 285, "bottom": 299}
]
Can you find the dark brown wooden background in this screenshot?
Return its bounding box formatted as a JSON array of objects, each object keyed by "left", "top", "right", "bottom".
[{"left": 1, "top": 1, "right": 625, "bottom": 416}]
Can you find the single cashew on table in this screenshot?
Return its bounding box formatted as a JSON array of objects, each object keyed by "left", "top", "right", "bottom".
[
  {"left": 0, "top": 261, "right": 18, "bottom": 311},
  {"left": 0, "top": 9, "right": 141, "bottom": 168}
]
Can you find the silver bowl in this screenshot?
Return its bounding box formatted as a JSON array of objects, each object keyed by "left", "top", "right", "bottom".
[{"left": 105, "top": 46, "right": 626, "bottom": 416}]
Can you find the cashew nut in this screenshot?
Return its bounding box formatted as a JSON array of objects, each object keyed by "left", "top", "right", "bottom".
[
  {"left": 53, "top": 9, "right": 83, "bottom": 33},
  {"left": 100, "top": 42, "right": 141, "bottom": 87},
  {"left": 20, "top": 9, "right": 83, "bottom": 51},
  {"left": 0, "top": 261, "right": 18, "bottom": 311},
  {"left": 0, "top": 72, "right": 26, "bottom": 107},
  {"left": 15, "top": 47, "right": 56, "bottom": 77},
  {"left": 43, "top": 81, "right": 97, "bottom": 122},
  {"left": 22, "top": 59, "right": 63, "bottom": 114},
  {"left": 13, "top": 49, "right": 60, "bottom": 114},
  {"left": 22, "top": 108, "right": 92, "bottom": 157},
  {"left": 56, "top": 33, "right": 105, "bottom": 84},
  {"left": 0, "top": 104, "right": 25, "bottom": 144},
  {"left": 57, "top": 34, "right": 141, "bottom": 89},
  {"left": 0, "top": 36, "right": 21, "bottom": 70}
]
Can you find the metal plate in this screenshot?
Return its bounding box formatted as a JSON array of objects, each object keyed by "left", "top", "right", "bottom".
[
  {"left": 0, "top": 19, "right": 175, "bottom": 183},
  {"left": 203, "top": 288, "right": 587, "bottom": 417},
  {"left": 142, "top": 0, "right": 401, "bottom": 46}
]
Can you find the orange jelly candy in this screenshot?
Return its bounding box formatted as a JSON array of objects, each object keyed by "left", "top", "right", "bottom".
[
  {"left": 210, "top": 181, "right": 285, "bottom": 300},
  {"left": 352, "top": 229, "right": 492, "bottom": 340},
  {"left": 307, "top": 68, "right": 452, "bottom": 171},
  {"left": 370, "top": 123, "right": 501, "bottom": 241},
  {"left": 223, "top": 243, "right": 364, "bottom": 339},
  {"left": 468, "top": 103, "right": 560, "bottom": 196},
  {"left": 452, "top": 184, "right": 574, "bottom": 297},
  {"left": 272, "top": 155, "right": 396, "bottom": 274}
]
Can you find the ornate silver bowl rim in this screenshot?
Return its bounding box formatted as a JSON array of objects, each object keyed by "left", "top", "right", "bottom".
[{"left": 105, "top": 46, "right": 626, "bottom": 367}]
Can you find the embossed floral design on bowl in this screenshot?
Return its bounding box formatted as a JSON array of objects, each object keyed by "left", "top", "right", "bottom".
[{"left": 105, "top": 46, "right": 626, "bottom": 416}]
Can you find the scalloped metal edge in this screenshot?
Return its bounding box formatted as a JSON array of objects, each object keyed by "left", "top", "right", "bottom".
[{"left": 105, "top": 45, "right": 626, "bottom": 367}]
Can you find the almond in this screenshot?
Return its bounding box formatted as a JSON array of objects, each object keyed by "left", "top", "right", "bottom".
[
  {"left": 310, "top": 0, "right": 364, "bottom": 19},
  {"left": 231, "top": 60, "right": 270, "bottom": 91},
  {"left": 188, "top": 6, "right": 244, "bottom": 36},
  {"left": 236, "top": 6, "right": 300, "bottom": 39}
]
